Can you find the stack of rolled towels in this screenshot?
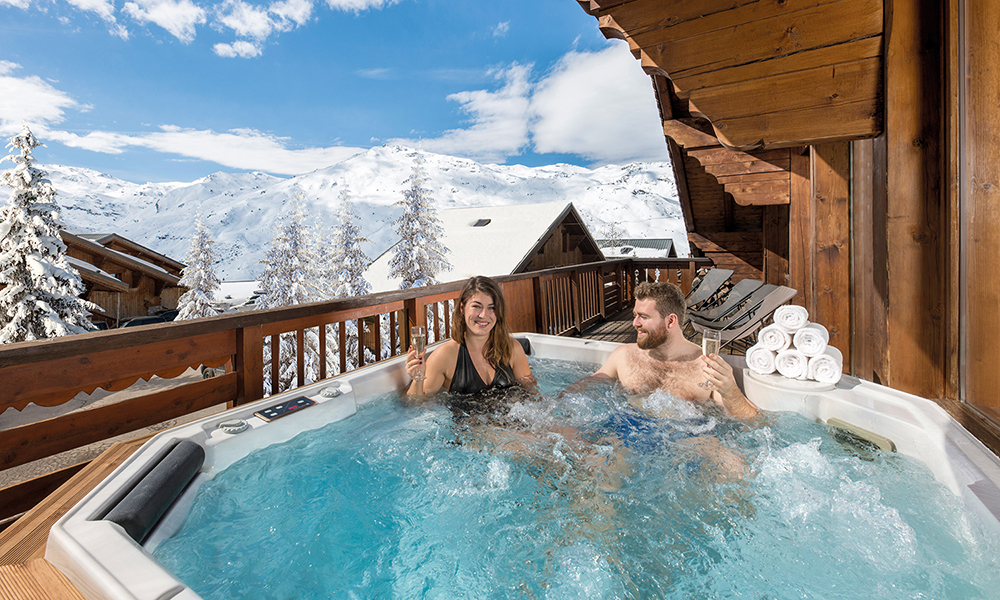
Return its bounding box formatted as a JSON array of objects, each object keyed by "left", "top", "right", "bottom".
[{"left": 745, "top": 305, "right": 843, "bottom": 384}]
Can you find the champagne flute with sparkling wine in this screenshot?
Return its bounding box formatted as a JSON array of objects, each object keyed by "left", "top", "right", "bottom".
[
  {"left": 702, "top": 329, "right": 721, "bottom": 357},
  {"left": 411, "top": 326, "right": 427, "bottom": 380}
]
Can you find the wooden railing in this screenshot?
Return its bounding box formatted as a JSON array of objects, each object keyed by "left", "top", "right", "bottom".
[{"left": 0, "top": 257, "right": 708, "bottom": 525}]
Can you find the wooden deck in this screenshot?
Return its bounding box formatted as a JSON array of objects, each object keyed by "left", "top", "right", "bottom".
[{"left": 578, "top": 307, "right": 637, "bottom": 344}]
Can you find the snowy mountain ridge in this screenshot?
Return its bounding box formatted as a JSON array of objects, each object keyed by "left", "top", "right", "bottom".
[{"left": 45, "top": 145, "right": 685, "bottom": 281}]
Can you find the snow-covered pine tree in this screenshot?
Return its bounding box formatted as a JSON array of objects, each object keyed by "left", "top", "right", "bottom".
[
  {"left": 176, "top": 213, "right": 222, "bottom": 321},
  {"left": 325, "top": 186, "right": 377, "bottom": 368},
  {"left": 389, "top": 153, "right": 451, "bottom": 290},
  {"left": 257, "top": 199, "right": 325, "bottom": 394},
  {"left": 0, "top": 125, "right": 96, "bottom": 343}
]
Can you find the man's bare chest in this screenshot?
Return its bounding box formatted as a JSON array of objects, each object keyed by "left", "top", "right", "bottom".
[{"left": 618, "top": 352, "right": 709, "bottom": 401}]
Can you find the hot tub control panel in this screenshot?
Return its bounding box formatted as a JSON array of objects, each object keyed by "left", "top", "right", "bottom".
[{"left": 253, "top": 396, "right": 316, "bottom": 422}]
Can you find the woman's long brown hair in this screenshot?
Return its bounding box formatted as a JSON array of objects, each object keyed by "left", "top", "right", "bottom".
[{"left": 450, "top": 276, "right": 513, "bottom": 368}]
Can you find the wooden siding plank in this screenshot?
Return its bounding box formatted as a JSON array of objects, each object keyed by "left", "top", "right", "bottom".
[
  {"left": 811, "top": 142, "right": 852, "bottom": 370},
  {"left": 788, "top": 148, "right": 813, "bottom": 311},
  {"left": 962, "top": 0, "right": 1000, "bottom": 406},
  {"left": 711, "top": 97, "right": 881, "bottom": 152},
  {"left": 638, "top": 0, "right": 881, "bottom": 75},
  {"left": 883, "top": 0, "right": 944, "bottom": 397},
  {"left": 726, "top": 180, "right": 790, "bottom": 206},
  {"left": 687, "top": 58, "right": 881, "bottom": 122},
  {"left": 687, "top": 147, "right": 790, "bottom": 166},
  {"left": 673, "top": 36, "right": 883, "bottom": 94}
]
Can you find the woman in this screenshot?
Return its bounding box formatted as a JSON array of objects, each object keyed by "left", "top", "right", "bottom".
[{"left": 406, "top": 276, "right": 533, "bottom": 397}]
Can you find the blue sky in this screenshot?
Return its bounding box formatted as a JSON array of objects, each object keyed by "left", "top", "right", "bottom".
[{"left": 0, "top": 0, "right": 668, "bottom": 183}]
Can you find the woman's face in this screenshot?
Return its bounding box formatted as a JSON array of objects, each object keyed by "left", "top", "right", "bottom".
[{"left": 462, "top": 291, "right": 497, "bottom": 339}]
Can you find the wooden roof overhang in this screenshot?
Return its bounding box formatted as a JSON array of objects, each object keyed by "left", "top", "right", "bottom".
[
  {"left": 78, "top": 233, "right": 186, "bottom": 277},
  {"left": 578, "top": 0, "right": 884, "bottom": 151},
  {"left": 61, "top": 232, "right": 182, "bottom": 291}
]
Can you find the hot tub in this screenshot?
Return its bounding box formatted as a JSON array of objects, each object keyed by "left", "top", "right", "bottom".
[{"left": 46, "top": 333, "right": 1000, "bottom": 600}]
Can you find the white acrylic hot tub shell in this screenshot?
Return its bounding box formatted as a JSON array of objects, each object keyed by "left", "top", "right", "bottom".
[{"left": 46, "top": 333, "right": 1000, "bottom": 600}]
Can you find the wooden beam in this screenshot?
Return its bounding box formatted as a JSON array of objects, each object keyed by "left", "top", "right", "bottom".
[
  {"left": 726, "top": 180, "right": 790, "bottom": 206},
  {"left": 662, "top": 118, "right": 720, "bottom": 148},
  {"left": 810, "top": 142, "right": 852, "bottom": 369},
  {"left": 883, "top": 0, "right": 944, "bottom": 398}
]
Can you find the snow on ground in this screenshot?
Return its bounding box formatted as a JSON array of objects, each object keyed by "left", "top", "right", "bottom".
[{"left": 46, "top": 145, "right": 686, "bottom": 282}]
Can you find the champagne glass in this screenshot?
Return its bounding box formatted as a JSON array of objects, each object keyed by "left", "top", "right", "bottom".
[
  {"left": 410, "top": 326, "right": 427, "bottom": 380},
  {"left": 702, "top": 329, "right": 721, "bottom": 357}
]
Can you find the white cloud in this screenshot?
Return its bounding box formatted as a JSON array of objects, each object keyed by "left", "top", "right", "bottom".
[
  {"left": 323, "top": 0, "right": 398, "bottom": 11},
  {"left": 269, "top": 0, "right": 312, "bottom": 26},
  {"left": 217, "top": 0, "right": 276, "bottom": 40},
  {"left": 213, "top": 40, "right": 263, "bottom": 58},
  {"left": 0, "top": 62, "right": 91, "bottom": 137},
  {"left": 390, "top": 44, "right": 667, "bottom": 165},
  {"left": 391, "top": 64, "right": 532, "bottom": 162},
  {"left": 0, "top": 0, "right": 31, "bottom": 9},
  {"left": 530, "top": 44, "right": 667, "bottom": 164},
  {"left": 492, "top": 21, "right": 509, "bottom": 38},
  {"left": 50, "top": 125, "right": 365, "bottom": 175},
  {"left": 122, "top": 0, "right": 207, "bottom": 43}
]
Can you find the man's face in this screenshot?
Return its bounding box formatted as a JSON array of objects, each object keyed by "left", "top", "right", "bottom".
[{"left": 632, "top": 298, "right": 670, "bottom": 349}]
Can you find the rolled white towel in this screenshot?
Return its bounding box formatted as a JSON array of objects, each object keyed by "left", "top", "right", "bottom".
[
  {"left": 746, "top": 344, "right": 776, "bottom": 375},
  {"left": 793, "top": 322, "right": 830, "bottom": 357},
  {"left": 808, "top": 345, "right": 844, "bottom": 385},
  {"left": 774, "top": 305, "right": 809, "bottom": 332},
  {"left": 759, "top": 323, "right": 792, "bottom": 352},
  {"left": 775, "top": 348, "right": 810, "bottom": 380}
]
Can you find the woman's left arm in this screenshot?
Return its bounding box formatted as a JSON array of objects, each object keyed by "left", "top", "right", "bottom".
[{"left": 510, "top": 339, "right": 536, "bottom": 387}]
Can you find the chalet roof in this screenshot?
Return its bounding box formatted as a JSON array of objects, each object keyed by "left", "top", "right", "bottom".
[
  {"left": 365, "top": 201, "right": 604, "bottom": 292},
  {"left": 597, "top": 238, "right": 677, "bottom": 258},
  {"left": 67, "top": 256, "right": 130, "bottom": 293},
  {"left": 77, "top": 233, "right": 186, "bottom": 274},
  {"left": 62, "top": 232, "right": 182, "bottom": 287}
]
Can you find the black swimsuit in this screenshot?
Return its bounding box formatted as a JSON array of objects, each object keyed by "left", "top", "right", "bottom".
[{"left": 448, "top": 342, "right": 516, "bottom": 395}]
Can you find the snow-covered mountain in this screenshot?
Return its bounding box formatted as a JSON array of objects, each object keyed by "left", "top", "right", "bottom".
[{"left": 46, "top": 145, "right": 685, "bottom": 281}]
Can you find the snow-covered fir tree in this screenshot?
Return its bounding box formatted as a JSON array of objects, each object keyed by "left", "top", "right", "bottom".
[
  {"left": 0, "top": 125, "right": 96, "bottom": 343},
  {"left": 176, "top": 213, "right": 221, "bottom": 321},
  {"left": 257, "top": 199, "right": 326, "bottom": 394},
  {"left": 389, "top": 153, "right": 451, "bottom": 290},
  {"left": 324, "top": 186, "right": 376, "bottom": 368},
  {"left": 330, "top": 186, "right": 371, "bottom": 299}
]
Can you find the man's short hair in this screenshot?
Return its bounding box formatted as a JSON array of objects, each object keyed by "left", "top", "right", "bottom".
[{"left": 635, "top": 281, "right": 686, "bottom": 322}]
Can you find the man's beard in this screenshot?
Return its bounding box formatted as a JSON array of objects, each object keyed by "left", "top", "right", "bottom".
[{"left": 636, "top": 324, "right": 668, "bottom": 349}]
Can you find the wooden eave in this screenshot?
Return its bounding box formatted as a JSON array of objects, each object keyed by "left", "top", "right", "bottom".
[
  {"left": 82, "top": 233, "right": 186, "bottom": 276},
  {"left": 582, "top": 0, "right": 885, "bottom": 152},
  {"left": 61, "top": 233, "right": 181, "bottom": 288}
]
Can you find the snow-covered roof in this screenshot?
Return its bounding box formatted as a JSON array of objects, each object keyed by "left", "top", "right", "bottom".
[
  {"left": 67, "top": 256, "right": 130, "bottom": 292},
  {"left": 597, "top": 238, "right": 677, "bottom": 258},
  {"left": 62, "top": 232, "right": 182, "bottom": 286},
  {"left": 365, "top": 201, "right": 602, "bottom": 292},
  {"left": 78, "top": 233, "right": 186, "bottom": 272}
]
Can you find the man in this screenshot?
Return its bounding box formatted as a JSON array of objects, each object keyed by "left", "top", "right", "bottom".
[{"left": 585, "top": 281, "right": 758, "bottom": 419}]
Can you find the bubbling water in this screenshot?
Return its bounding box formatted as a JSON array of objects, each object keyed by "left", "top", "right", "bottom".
[{"left": 153, "top": 358, "right": 1000, "bottom": 600}]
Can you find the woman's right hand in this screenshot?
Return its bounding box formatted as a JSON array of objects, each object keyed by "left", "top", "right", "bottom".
[{"left": 405, "top": 345, "right": 424, "bottom": 380}]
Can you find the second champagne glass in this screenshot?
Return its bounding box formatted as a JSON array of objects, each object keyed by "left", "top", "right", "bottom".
[{"left": 410, "top": 326, "right": 427, "bottom": 380}]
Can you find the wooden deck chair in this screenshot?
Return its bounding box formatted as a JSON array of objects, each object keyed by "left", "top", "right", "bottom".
[
  {"left": 684, "top": 268, "right": 734, "bottom": 310},
  {"left": 689, "top": 285, "right": 798, "bottom": 351},
  {"left": 688, "top": 278, "right": 764, "bottom": 323}
]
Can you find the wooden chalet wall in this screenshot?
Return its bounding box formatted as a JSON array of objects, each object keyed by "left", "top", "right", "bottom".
[
  {"left": 576, "top": 0, "right": 885, "bottom": 385},
  {"left": 577, "top": 0, "right": 1000, "bottom": 426}
]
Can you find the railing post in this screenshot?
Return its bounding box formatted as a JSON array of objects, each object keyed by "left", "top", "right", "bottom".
[
  {"left": 532, "top": 276, "right": 546, "bottom": 334},
  {"left": 235, "top": 324, "right": 263, "bottom": 407},
  {"left": 570, "top": 269, "right": 582, "bottom": 335}
]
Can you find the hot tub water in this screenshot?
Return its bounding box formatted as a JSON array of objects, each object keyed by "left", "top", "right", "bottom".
[{"left": 150, "top": 358, "right": 1000, "bottom": 600}]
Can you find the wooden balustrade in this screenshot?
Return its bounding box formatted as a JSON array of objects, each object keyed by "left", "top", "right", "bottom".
[{"left": 0, "top": 258, "right": 707, "bottom": 525}]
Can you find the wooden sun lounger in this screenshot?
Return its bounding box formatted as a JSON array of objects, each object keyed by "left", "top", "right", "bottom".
[{"left": 688, "top": 278, "right": 765, "bottom": 323}]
